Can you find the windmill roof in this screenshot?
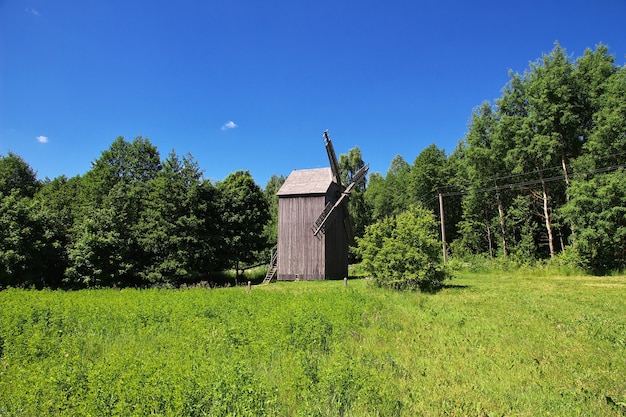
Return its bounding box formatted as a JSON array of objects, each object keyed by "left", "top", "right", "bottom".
[{"left": 277, "top": 168, "right": 334, "bottom": 196}]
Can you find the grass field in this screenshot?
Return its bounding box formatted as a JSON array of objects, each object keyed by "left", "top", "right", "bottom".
[{"left": 1, "top": 272, "right": 625, "bottom": 416}]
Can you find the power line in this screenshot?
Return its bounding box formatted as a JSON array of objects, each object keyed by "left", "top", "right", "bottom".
[
  {"left": 438, "top": 150, "right": 626, "bottom": 192},
  {"left": 438, "top": 163, "right": 563, "bottom": 192},
  {"left": 440, "top": 163, "right": 626, "bottom": 198}
]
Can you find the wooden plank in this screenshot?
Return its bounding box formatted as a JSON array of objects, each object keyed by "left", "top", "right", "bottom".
[{"left": 277, "top": 195, "right": 326, "bottom": 280}]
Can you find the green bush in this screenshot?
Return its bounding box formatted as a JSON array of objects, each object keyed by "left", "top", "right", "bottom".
[{"left": 357, "top": 205, "right": 450, "bottom": 291}]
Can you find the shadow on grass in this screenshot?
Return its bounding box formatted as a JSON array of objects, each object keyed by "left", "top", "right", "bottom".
[
  {"left": 419, "top": 283, "right": 471, "bottom": 294},
  {"left": 442, "top": 284, "right": 471, "bottom": 290}
]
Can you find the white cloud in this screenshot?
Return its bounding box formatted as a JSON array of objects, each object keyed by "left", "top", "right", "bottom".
[
  {"left": 37, "top": 135, "right": 48, "bottom": 144},
  {"left": 221, "top": 121, "right": 237, "bottom": 130},
  {"left": 25, "top": 7, "right": 40, "bottom": 16}
]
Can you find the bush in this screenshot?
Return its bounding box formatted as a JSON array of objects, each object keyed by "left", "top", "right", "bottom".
[{"left": 357, "top": 205, "right": 451, "bottom": 291}]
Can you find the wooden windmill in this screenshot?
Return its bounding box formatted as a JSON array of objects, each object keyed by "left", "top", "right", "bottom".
[{"left": 264, "top": 130, "right": 368, "bottom": 282}]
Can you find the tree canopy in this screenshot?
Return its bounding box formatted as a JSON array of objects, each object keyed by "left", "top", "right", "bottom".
[
  {"left": 216, "top": 170, "right": 270, "bottom": 277},
  {"left": 360, "top": 43, "right": 626, "bottom": 273},
  {"left": 0, "top": 139, "right": 272, "bottom": 289}
]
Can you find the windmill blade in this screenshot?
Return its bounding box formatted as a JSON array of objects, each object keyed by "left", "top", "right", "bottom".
[
  {"left": 311, "top": 165, "right": 366, "bottom": 237},
  {"left": 312, "top": 191, "right": 349, "bottom": 236},
  {"left": 339, "top": 164, "right": 369, "bottom": 243},
  {"left": 311, "top": 201, "right": 334, "bottom": 236},
  {"left": 315, "top": 134, "right": 369, "bottom": 238},
  {"left": 341, "top": 164, "right": 369, "bottom": 195},
  {"left": 323, "top": 130, "right": 343, "bottom": 187},
  {"left": 349, "top": 163, "right": 369, "bottom": 188}
]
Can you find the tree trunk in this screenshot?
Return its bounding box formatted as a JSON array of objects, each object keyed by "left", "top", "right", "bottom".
[
  {"left": 561, "top": 155, "right": 571, "bottom": 192},
  {"left": 562, "top": 155, "right": 576, "bottom": 245},
  {"left": 486, "top": 224, "right": 494, "bottom": 259},
  {"left": 438, "top": 192, "right": 447, "bottom": 263},
  {"left": 539, "top": 169, "right": 556, "bottom": 259},
  {"left": 495, "top": 182, "right": 508, "bottom": 258}
]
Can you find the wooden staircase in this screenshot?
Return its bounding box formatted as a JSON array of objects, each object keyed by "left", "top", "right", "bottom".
[{"left": 262, "top": 247, "right": 278, "bottom": 284}]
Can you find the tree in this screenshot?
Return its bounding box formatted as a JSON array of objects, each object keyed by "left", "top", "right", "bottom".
[
  {"left": 135, "top": 151, "right": 206, "bottom": 285},
  {"left": 363, "top": 172, "right": 386, "bottom": 221},
  {"left": 65, "top": 205, "right": 131, "bottom": 287},
  {"left": 0, "top": 152, "right": 39, "bottom": 198},
  {"left": 194, "top": 179, "right": 228, "bottom": 276},
  {"left": 0, "top": 192, "right": 62, "bottom": 288},
  {"left": 35, "top": 175, "right": 82, "bottom": 230},
  {"left": 358, "top": 205, "right": 449, "bottom": 291},
  {"left": 560, "top": 63, "right": 626, "bottom": 272},
  {"left": 365, "top": 155, "right": 411, "bottom": 221},
  {"left": 262, "top": 174, "right": 286, "bottom": 249},
  {"left": 81, "top": 136, "right": 161, "bottom": 208},
  {"left": 573, "top": 43, "right": 618, "bottom": 145},
  {"left": 579, "top": 65, "right": 626, "bottom": 166},
  {"left": 562, "top": 170, "right": 626, "bottom": 273},
  {"left": 408, "top": 144, "right": 460, "bottom": 254},
  {"left": 65, "top": 180, "right": 142, "bottom": 287},
  {"left": 339, "top": 146, "right": 370, "bottom": 241},
  {"left": 408, "top": 144, "right": 448, "bottom": 212},
  {"left": 63, "top": 136, "right": 163, "bottom": 287},
  {"left": 216, "top": 171, "right": 270, "bottom": 277},
  {"left": 33, "top": 176, "right": 83, "bottom": 276},
  {"left": 505, "top": 194, "right": 540, "bottom": 260},
  {"left": 505, "top": 43, "right": 583, "bottom": 258},
  {"left": 443, "top": 142, "right": 468, "bottom": 246},
  {"left": 0, "top": 155, "right": 66, "bottom": 288},
  {"left": 461, "top": 102, "right": 511, "bottom": 257},
  {"left": 92, "top": 136, "right": 161, "bottom": 182}
]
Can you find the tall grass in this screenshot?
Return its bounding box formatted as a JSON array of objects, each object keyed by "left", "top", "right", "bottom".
[{"left": 1, "top": 272, "right": 625, "bottom": 416}]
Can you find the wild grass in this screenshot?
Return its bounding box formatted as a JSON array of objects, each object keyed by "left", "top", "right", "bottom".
[{"left": 1, "top": 272, "right": 625, "bottom": 416}]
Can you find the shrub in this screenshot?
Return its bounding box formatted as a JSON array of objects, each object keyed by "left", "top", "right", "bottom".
[{"left": 357, "top": 205, "right": 450, "bottom": 291}]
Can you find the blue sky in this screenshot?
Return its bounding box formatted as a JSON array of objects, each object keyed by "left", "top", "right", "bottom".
[{"left": 1, "top": 0, "right": 625, "bottom": 187}]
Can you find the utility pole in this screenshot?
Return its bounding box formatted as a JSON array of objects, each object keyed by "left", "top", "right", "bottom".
[{"left": 438, "top": 191, "right": 447, "bottom": 263}]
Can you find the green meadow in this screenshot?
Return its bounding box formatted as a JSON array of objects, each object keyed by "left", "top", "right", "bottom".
[{"left": 1, "top": 272, "right": 625, "bottom": 416}]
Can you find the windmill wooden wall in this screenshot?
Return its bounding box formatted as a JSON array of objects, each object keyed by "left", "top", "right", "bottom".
[{"left": 276, "top": 168, "right": 348, "bottom": 280}]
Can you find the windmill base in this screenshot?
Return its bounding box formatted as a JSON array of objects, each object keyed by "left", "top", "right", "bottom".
[{"left": 277, "top": 273, "right": 325, "bottom": 281}]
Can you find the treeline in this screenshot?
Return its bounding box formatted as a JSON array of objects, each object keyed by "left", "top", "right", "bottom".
[
  {"left": 1, "top": 137, "right": 273, "bottom": 289},
  {"left": 2, "top": 43, "right": 625, "bottom": 289},
  {"left": 361, "top": 43, "right": 626, "bottom": 273}
]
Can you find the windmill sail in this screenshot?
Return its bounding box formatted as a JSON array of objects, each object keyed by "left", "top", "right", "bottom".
[
  {"left": 311, "top": 163, "right": 369, "bottom": 237},
  {"left": 312, "top": 192, "right": 349, "bottom": 236},
  {"left": 324, "top": 130, "right": 343, "bottom": 188},
  {"left": 349, "top": 163, "right": 369, "bottom": 188}
]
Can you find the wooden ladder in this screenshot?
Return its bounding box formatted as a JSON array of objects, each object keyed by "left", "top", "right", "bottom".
[{"left": 262, "top": 247, "right": 278, "bottom": 284}]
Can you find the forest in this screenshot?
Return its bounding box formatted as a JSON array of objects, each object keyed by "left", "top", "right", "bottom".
[{"left": 1, "top": 43, "right": 625, "bottom": 289}]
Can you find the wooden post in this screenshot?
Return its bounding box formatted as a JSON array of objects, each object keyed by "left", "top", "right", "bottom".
[{"left": 438, "top": 191, "right": 447, "bottom": 263}]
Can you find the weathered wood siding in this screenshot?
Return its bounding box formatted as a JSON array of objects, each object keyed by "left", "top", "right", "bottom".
[
  {"left": 276, "top": 168, "right": 349, "bottom": 281},
  {"left": 324, "top": 202, "right": 349, "bottom": 279},
  {"left": 277, "top": 194, "right": 326, "bottom": 280}
]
